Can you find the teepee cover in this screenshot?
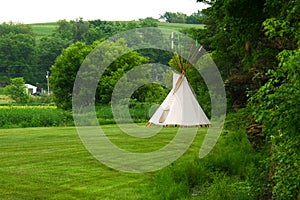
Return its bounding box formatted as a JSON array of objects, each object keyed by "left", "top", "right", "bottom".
[{"left": 148, "top": 72, "right": 210, "bottom": 126}]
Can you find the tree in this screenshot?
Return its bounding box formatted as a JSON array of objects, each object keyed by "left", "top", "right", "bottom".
[
  {"left": 249, "top": 49, "right": 300, "bottom": 200},
  {"left": 55, "top": 19, "right": 75, "bottom": 41},
  {"left": 197, "top": 0, "right": 299, "bottom": 198},
  {"left": 186, "top": 11, "right": 205, "bottom": 24},
  {"left": 50, "top": 42, "right": 92, "bottom": 110},
  {"left": 0, "top": 23, "right": 37, "bottom": 86},
  {"left": 96, "top": 40, "right": 149, "bottom": 104},
  {"left": 160, "top": 12, "right": 187, "bottom": 23},
  {"left": 50, "top": 39, "right": 149, "bottom": 109},
  {"left": 248, "top": 1, "right": 300, "bottom": 197},
  {"left": 197, "top": 0, "right": 273, "bottom": 108},
  {"left": 139, "top": 17, "right": 158, "bottom": 27},
  {"left": 34, "top": 35, "right": 71, "bottom": 87},
  {"left": 0, "top": 22, "right": 32, "bottom": 36},
  {"left": 0, "top": 32, "right": 36, "bottom": 82},
  {"left": 85, "top": 25, "right": 105, "bottom": 45},
  {"left": 71, "top": 18, "right": 90, "bottom": 42},
  {"left": 4, "top": 77, "right": 28, "bottom": 103}
]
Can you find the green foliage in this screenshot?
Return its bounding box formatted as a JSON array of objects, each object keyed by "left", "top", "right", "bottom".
[
  {"left": 97, "top": 42, "right": 149, "bottom": 104},
  {"left": 4, "top": 77, "right": 29, "bottom": 103},
  {"left": 0, "top": 22, "right": 32, "bottom": 35},
  {"left": 197, "top": 0, "right": 298, "bottom": 107},
  {"left": 28, "top": 94, "right": 53, "bottom": 104},
  {"left": 0, "top": 87, "right": 5, "bottom": 95},
  {"left": 0, "top": 106, "right": 73, "bottom": 128},
  {"left": 0, "top": 32, "right": 36, "bottom": 81},
  {"left": 195, "top": 1, "right": 299, "bottom": 197},
  {"left": 0, "top": 19, "right": 203, "bottom": 90},
  {"left": 153, "top": 128, "right": 263, "bottom": 199},
  {"left": 271, "top": 135, "right": 300, "bottom": 200},
  {"left": 250, "top": 49, "right": 300, "bottom": 134},
  {"left": 263, "top": 18, "right": 294, "bottom": 38},
  {"left": 249, "top": 49, "right": 300, "bottom": 199},
  {"left": 54, "top": 18, "right": 89, "bottom": 42},
  {"left": 96, "top": 104, "right": 148, "bottom": 124},
  {"left": 36, "top": 35, "right": 71, "bottom": 68},
  {"left": 160, "top": 12, "right": 187, "bottom": 23},
  {"left": 139, "top": 17, "right": 159, "bottom": 27},
  {"left": 50, "top": 41, "right": 92, "bottom": 109},
  {"left": 159, "top": 11, "right": 205, "bottom": 24}
]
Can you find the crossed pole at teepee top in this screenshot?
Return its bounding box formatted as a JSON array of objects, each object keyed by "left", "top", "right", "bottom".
[{"left": 171, "top": 32, "right": 205, "bottom": 75}]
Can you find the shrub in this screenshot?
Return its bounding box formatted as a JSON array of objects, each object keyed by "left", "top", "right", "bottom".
[{"left": 4, "top": 77, "right": 29, "bottom": 103}]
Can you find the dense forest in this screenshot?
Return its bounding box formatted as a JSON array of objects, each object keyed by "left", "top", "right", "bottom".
[{"left": 0, "top": 0, "right": 299, "bottom": 198}]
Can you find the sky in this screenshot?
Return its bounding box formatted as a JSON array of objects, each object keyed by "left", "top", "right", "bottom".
[{"left": 0, "top": 0, "right": 209, "bottom": 24}]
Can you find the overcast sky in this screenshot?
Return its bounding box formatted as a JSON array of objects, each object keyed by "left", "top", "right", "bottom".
[{"left": 0, "top": 0, "right": 209, "bottom": 24}]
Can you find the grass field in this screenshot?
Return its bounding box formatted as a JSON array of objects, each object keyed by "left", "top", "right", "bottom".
[
  {"left": 0, "top": 125, "right": 207, "bottom": 199},
  {"left": 158, "top": 22, "right": 204, "bottom": 30},
  {"left": 30, "top": 22, "right": 58, "bottom": 36}
]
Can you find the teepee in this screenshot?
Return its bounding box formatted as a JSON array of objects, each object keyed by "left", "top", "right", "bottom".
[
  {"left": 147, "top": 70, "right": 210, "bottom": 127},
  {"left": 147, "top": 33, "right": 210, "bottom": 127}
]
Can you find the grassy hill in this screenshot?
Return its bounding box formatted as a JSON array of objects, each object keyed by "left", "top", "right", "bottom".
[{"left": 30, "top": 21, "right": 204, "bottom": 36}]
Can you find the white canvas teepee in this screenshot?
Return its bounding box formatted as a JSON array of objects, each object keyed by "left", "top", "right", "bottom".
[{"left": 147, "top": 71, "right": 210, "bottom": 127}]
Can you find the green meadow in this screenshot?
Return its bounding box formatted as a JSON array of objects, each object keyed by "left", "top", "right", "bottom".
[
  {"left": 0, "top": 125, "right": 208, "bottom": 199},
  {"left": 30, "top": 22, "right": 58, "bottom": 36}
]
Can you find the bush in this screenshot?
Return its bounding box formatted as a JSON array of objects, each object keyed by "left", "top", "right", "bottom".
[{"left": 4, "top": 77, "right": 29, "bottom": 103}]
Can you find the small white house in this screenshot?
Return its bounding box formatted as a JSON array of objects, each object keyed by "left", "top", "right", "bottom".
[{"left": 25, "top": 84, "right": 37, "bottom": 95}]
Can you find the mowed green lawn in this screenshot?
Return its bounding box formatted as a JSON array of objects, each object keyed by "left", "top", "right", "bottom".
[{"left": 0, "top": 125, "right": 207, "bottom": 199}]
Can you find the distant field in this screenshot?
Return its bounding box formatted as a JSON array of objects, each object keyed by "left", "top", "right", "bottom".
[
  {"left": 158, "top": 22, "right": 204, "bottom": 30},
  {"left": 30, "top": 21, "right": 204, "bottom": 36},
  {"left": 30, "top": 22, "right": 58, "bottom": 36},
  {"left": 0, "top": 125, "right": 207, "bottom": 199}
]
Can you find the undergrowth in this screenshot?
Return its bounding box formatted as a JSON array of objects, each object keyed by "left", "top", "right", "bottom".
[{"left": 152, "top": 109, "right": 267, "bottom": 199}]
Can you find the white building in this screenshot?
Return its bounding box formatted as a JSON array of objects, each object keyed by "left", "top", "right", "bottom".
[{"left": 25, "top": 84, "right": 37, "bottom": 95}]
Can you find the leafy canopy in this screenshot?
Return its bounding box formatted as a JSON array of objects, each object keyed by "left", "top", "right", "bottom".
[{"left": 4, "top": 77, "right": 29, "bottom": 103}]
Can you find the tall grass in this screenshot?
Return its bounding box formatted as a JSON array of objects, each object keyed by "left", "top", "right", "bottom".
[
  {"left": 96, "top": 103, "right": 152, "bottom": 124},
  {"left": 0, "top": 103, "right": 152, "bottom": 128},
  {"left": 153, "top": 130, "right": 260, "bottom": 199},
  {"left": 152, "top": 109, "right": 265, "bottom": 199},
  {"left": 0, "top": 106, "right": 73, "bottom": 128}
]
